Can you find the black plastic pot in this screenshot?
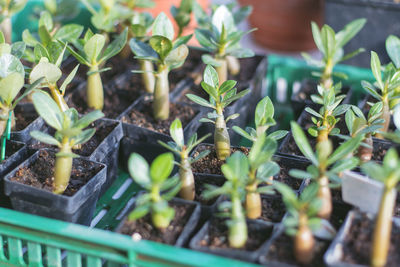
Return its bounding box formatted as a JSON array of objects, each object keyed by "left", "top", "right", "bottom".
[
  {"left": 10, "top": 103, "right": 45, "bottom": 143},
  {"left": 325, "top": 0, "right": 400, "bottom": 68},
  {"left": 116, "top": 197, "right": 201, "bottom": 247},
  {"left": 4, "top": 149, "right": 107, "bottom": 225},
  {"left": 189, "top": 217, "right": 276, "bottom": 262},
  {"left": 0, "top": 140, "right": 27, "bottom": 208}
]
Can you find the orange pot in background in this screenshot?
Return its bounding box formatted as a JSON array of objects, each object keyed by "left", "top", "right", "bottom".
[
  {"left": 238, "top": 0, "right": 324, "bottom": 52},
  {"left": 138, "top": 0, "right": 210, "bottom": 46}
]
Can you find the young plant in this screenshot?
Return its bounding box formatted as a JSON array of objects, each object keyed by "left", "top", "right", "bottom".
[
  {"left": 386, "top": 34, "right": 400, "bottom": 108},
  {"left": 158, "top": 118, "right": 211, "bottom": 201},
  {"left": 302, "top": 18, "right": 366, "bottom": 89},
  {"left": 232, "top": 96, "right": 288, "bottom": 143},
  {"left": 342, "top": 104, "right": 383, "bottom": 162},
  {"left": 127, "top": 152, "right": 181, "bottom": 230},
  {"left": 274, "top": 182, "right": 322, "bottom": 265},
  {"left": 290, "top": 122, "right": 361, "bottom": 219},
  {"left": 195, "top": 5, "right": 254, "bottom": 83},
  {"left": 43, "top": 0, "right": 80, "bottom": 24},
  {"left": 171, "top": 0, "right": 193, "bottom": 38},
  {"left": 129, "top": 12, "right": 191, "bottom": 120},
  {"left": 361, "top": 148, "right": 400, "bottom": 267},
  {"left": 362, "top": 51, "right": 400, "bottom": 138},
  {"left": 202, "top": 151, "right": 248, "bottom": 248},
  {"left": 30, "top": 91, "right": 104, "bottom": 194},
  {"left": 186, "top": 65, "right": 250, "bottom": 160},
  {"left": 63, "top": 28, "right": 128, "bottom": 110},
  {"left": 0, "top": 0, "right": 27, "bottom": 43}
]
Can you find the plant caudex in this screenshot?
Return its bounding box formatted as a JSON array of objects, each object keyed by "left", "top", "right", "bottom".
[
  {"left": 30, "top": 91, "right": 104, "bottom": 194},
  {"left": 63, "top": 28, "right": 128, "bottom": 110},
  {"left": 202, "top": 151, "right": 248, "bottom": 248},
  {"left": 290, "top": 122, "right": 361, "bottom": 219},
  {"left": 158, "top": 118, "right": 211, "bottom": 201},
  {"left": 127, "top": 152, "right": 181, "bottom": 230},
  {"left": 341, "top": 104, "right": 383, "bottom": 162},
  {"left": 361, "top": 148, "right": 400, "bottom": 267},
  {"left": 186, "top": 65, "right": 250, "bottom": 160},
  {"left": 130, "top": 12, "right": 191, "bottom": 120},
  {"left": 362, "top": 51, "right": 400, "bottom": 138},
  {"left": 274, "top": 182, "right": 322, "bottom": 265},
  {"left": 195, "top": 5, "right": 254, "bottom": 83},
  {"left": 232, "top": 96, "right": 288, "bottom": 143},
  {"left": 0, "top": 0, "right": 27, "bottom": 43},
  {"left": 302, "top": 18, "right": 366, "bottom": 89}
]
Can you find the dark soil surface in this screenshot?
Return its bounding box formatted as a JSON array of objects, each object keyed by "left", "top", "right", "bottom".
[
  {"left": 197, "top": 217, "right": 273, "bottom": 251},
  {"left": 341, "top": 212, "right": 400, "bottom": 266},
  {"left": 194, "top": 175, "right": 226, "bottom": 206},
  {"left": 13, "top": 105, "right": 39, "bottom": 131},
  {"left": 9, "top": 150, "right": 101, "bottom": 196},
  {"left": 1, "top": 141, "right": 24, "bottom": 162},
  {"left": 330, "top": 202, "right": 351, "bottom": 230},
  {"left": 121, "top": 101, "right": 197, "bottom": 135},
  {"left": 119, "top": 202, "right": 194, "bottom": 245},
  {"left": 259, "top": 196, "right": 286, "bottom": 223}
]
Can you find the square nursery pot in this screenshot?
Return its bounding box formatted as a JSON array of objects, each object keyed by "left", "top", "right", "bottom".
[
  {"left": 10, "top": 103, "right": 45, "bottom": 143},
  {"left": 115, "top": 197, "right": 201, "bottom": 247},
  {"left": 29, "top": 118, "right": 123, "bottom": 196},
  {"left": 0, "top": 140, "right": 27, "bottom": 208},
  {"left": 325, "top": 0, "right": 400, "bottom": 68},
  {"left": 4, "top": 149, "right": 107, "bottom": 225},
  {"left": 324, "top": 210, "right": 400, "bottom": 267},
  {"left": 189, "top": 217, "right": 276, "bottom": 263}
]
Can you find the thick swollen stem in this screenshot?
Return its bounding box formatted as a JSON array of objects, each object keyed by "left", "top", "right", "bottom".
[
  {"left": 87, "top": 66, "right": 104, "bottom": 110},
  {"left": 53, "top": 141, "right": 73, "bottom": 194},
  {"left": 140, "top": 60, "right": 155, "bottom": 93},
  {"left": 152, "top": 208, "right": 171, "bottom": 230},
  {"left": 153, "top": 65, "right": 169, "bottom": 120},
  {"left": 317, "top": 129, "right": 329, "bottom": 143},
  {"left": 321, "top": 59, "right": 333, "bottom": 89},
  {"left": 226, "top": 56, "right": 240, "bottom": 76},
  {"left": 317, "top": 175, "right": 332, "bottom": 220},
  {"left": 215, "top": 58, "right": 228, "bottom": 85},
  {"left": 245, "top": 181, "right": 261, "bottom": 219},
  {"left": 50, "top": 86, "right": 69, "bottom": 112},
  {"left": 0, "top": 17, "right": 12, "bottom": 44},
  {"left": 229, "top": 195, "right": 247, "bottom": 248},
  {"left": 214, "top": 109, "right": 230, "bottom": 160},
  {"left": 375, "top": 100, "right": 390, "bottom": 139},
  {"left": 357, "top": 134, "right": 373, "bottom": 163},
  {"left": 294, "top": 214, "right": 315, "bottom": 264},
  {"left": 179, "top": 155, "right": 195, "bottom": 201},
  {"left": 371, "top": 187, "right": 397, "bottom": 267}
]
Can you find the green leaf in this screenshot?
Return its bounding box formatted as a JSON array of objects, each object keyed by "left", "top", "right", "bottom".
[
  {"left": 226, "top": 113, "right": 240, "bottom": 122},
  {"left": 100, "top": 28, "right": 128, "bottom": 63},
  {"left": 31, "top": 91, "right": 63, "bottom": 130},
  {"left": 232, "top": 126, "right": 253, "bottom": 141},
  {"left": 149, "top": 35, "right": 173, "bottom": 60},
  {"left": 150, "top": 153, "right": 174, "bottom": 183},
  {"left": 221, "top": 151, "right": 248, "bottom": 181},
  {"left": 361, "top": 161, "right": 385, "bottom": 182},
  {"left": 311, "top": 21, "right": 325, "bottom": 55},
  {"left": 289, "top": 169, "right": 312, "bottom": 179},
  {"left": 257, "top": 161, "right": 280, "bottom": 180},
  {"left": 255, "top": 96, "right": 274, "bottom": 127},
  {"left": 291, "top": 122, "right": 318, "bottom": 166},
  {"left": 63, "top": 42, "right": 90, "bottom": 66},
  {"left": 173, "top": 35, "right": 192, "bottom": 49},
  {"left": 54, "top": 24, "right": 84, "bottom": 42},
  {"left": 152, "top": 12, "right": 174, "bottom": 40},
  {"left": 33, "top": 44, "right": 50, "bottom": 63},
  {"left": 74, "top": 110, "right": 104, "bottom": 129},
  {"left": 29, "top": 60, "right": 62, "bottom": 85},
  {"left": 11, "top": 41, "right": 26, "bottom": 59},
  {"left": 371, "top": 51, "right": 383, "bottom": 89},
  {"left": 0, "top": 72, "right": 24, "bottom": 105},
  {"left": 274, "top": 182, "right": 298, "bottom": 208},
  {"left": 0, "top": 54, "right": 24, "bottom": 78},
  {"left": 170, "top": 118, "right": 184, "bottom": 147},
  {"left": 386, "top": 35, "right": 400, "bottom": 69},
  {"left": 186, "top": 94, "right": 214, "bottom": 108},
  {"left": 39, "top": 11, "right": 53, "bottom": 32},
  {"left": 212, "top": 5, "right": 235, "bottom": 34},
  {"left": 321, "top": 24, "right": 336, "bottom": 58},
  {"left": 204, "top": 65, "right": 219, "bottom": 89},
  {"left": 361, "top": 80, "right": 381, "bottom": 101},
  {"left": 383, "top": 148, "right": 398, "bottom": 170},
  {"left": 222, "top": 88, "right": 250, "bottom": 107},
  {"left": 129, "top": 38, "right": 158, "bottom": 58},
  {"left": 327, "top": 135, "right": 362, "bottom": 166},
  {"left": 165, "top": 44, "right": 189, "bottom": 70},
  {"left": 84, "top": 34, "right": 105, "bottom": 63},
  {"left": 268, "top": 130, "right": 288, "bottom": 141},
  {"left": 329, "top": 157, "right": 359, "bottom": 174},
  {"left": 73, "top": 128, "right": 96, "bottom": 145},
  {"left": 128, "top": 204, "right": 150, "bottom": 221},
  {"left": 335, "top": 18, "right": 366, "bottom": 49},
  {"left": 0, "top": 31, "right": 4, "bottom": 43},
  {"left": 219, "top": 80, "right": 237, "bottom": 96},
  {"left": 128, "top": 153, "right": 151, "bottom": 188},
  {"left": 60, "top": 64, "right": 79, "bottom": 94},
  {"left": 195, "top": 29, "right": 216, "bottom": 51},
  {"left": 305, "top": 107, "right": 323, "bottom": 119},
  {"left": 200, "top": 81, "right": 218, "bottom": 100}
]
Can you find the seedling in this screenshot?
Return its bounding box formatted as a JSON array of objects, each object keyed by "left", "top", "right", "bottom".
[
  {"left": 386, "top": 34, "right": 400, "bottom": 108},
  {"left": 127, "top": 152, "right": 181, "bottom": 230},
  {"left": 43, "top": 0, "right": 80, "bottom": 24},
  {"left": 290, "top": 122, "right": 361, "bottom": 219},
  {"left": 158, "top": 118, "right": 211, "bottom": 201},
  {"left": 362, "top": 149, "right": 400, "bottom": 267},
  {"left": 195, "top": 5, "right": 254, "bottom": 83},
  {"left": 362, "top": 51, "right": 400, "bottom": 138},
  {"left": 130, "top": 12, "right": 191, "bottom": 120},
  {"left": 186, "top": 65, "right": 250, "bottom": 160},
  {"left": 274, "top": 182, "right": 322, "bottom": 265},
  {"left": 63, "top": 28, "right": 128, "bottom": 110},
  {"left": 30, "top": 91, "right": 103, "bottom": 194},
  {"left": 81, "top": 0, "right": 119, "bottom": 36},
  {"left": 232, "top": 96, "right": 288, "bottom": 143},
  {"left": 202, "top": 151, "right": 248, "bottom": 248},
  {"left": 171, "top": 0, "right": 193, "bottom": 38},
  {"left": 302, "top": 19, "right": 366, "bottom": 89},
  {"left": 341, "top": 104, "right": 383, "bottom": 162},
  {"left": 0, "top": 0, "right": 27, "bottom": 43}
]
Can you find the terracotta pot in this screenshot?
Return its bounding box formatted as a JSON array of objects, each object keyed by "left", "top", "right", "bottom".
[
  {"left": 138, "top": 0, "right": 210, "bottom": 45},
  {"left": 238, "top": 0, "right": 324, "bottom": 52}
]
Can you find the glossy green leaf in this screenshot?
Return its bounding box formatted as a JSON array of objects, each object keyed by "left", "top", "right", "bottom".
[
  {"left": 32, "top": 91, "right": 63, "bottom": 130},
  {"left": 335, "top": 18, "right": 366, "bottom": 49},
  {"left": 128, "top": 153, "right": 151, "bottom": 188},
  {"left": 327, "top": 135, "right": 362, "bottom": 166},
  {"left": 84, "top": 34, "right": 105, "bottom": 63},
  {"left": 0, "top": 72, "right": 24, "bottom": 105},
  {"left": 101, "top": 28, "right": 128, "bottom": 63},
  {"left": 152, "top": 12, "right": 174, "bottom": 40},
  {"left": 221, "top": 151, "right": 248, "bottom": 181},
  {"left": 60, "top": 64, "right": 79, "bottom": 94},
  {"left": 149, "top": 35, "right": 172, "bottom": 60},
  {"left": 0, "top": 54, "right": 24, "bottom": 78},
  {"left": 129, "top": 38, "right": 158, "bottom": 58},
  {"left": 29, "top": 60, "right": 62, "bottom": 85},
  {"left": 186, "top": 94, "right": 214, "bottom": 108},
  {"left": 255, "top": 96, "right": 274, "bottom": 127},
  {"left": 386, "top": 35, "right": 400, "bottom": 69},
  {"left": 212, "top": 5, "right": 235, "bottom": 34},
  {"left": 219, "top": 80, "right": 237, "bottom": 95},
  {"left": 170, "top": 118, "right": 184, "bottom": 147},
  {"left": 371, "top": 51, "right": 383, "bottom": 89},
  {"left": 203, "top": 64, "right": 219, "bottom": 89},
  {"left": 54, "top": 24, "right": 84, "bottom": 42},
  {"left": 150, "top": 153, "right": 174, "bottom": 183},
  {"left": 291, "top": 122, "right": 318, "bottom": 166},
  {"left": 11, "top": 41, "right": 25, "bottom": 59},
  {"left": 165, "top": 44, "right": 189, "bottom": 69},
  {"left": 74, "top": 110, "right": 104, "bottom": 129}
]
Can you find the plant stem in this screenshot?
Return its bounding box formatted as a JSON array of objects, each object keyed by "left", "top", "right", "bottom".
[
  {"left": 357, "top": 134, "right": 373, "bottom": 163},
  {"left": 226, "top": 55, "right": 240, "bottom": 76},
  {"left": 53, "top": 139, "right": 73, "bottom": 194},
  {"left": 229, "top": 194, "right": 247, "bottom": 248},
  {"left": 0, "top": 17, "right": 12, "bottom": 43},
  {"left": 321, "top": 59, "right": 333, "bottom": 89},
  {"left": 215, "top": 57, "right": 228, "bottom": 85},
  {"left": 371, "top": 186, "right": 396, "bottom": 267},
  {"left": 214, "top": 106, "right": 230, "bottom": 160},
  {"left": 151, "top": 185, "right": 171, "bottom": 229},
  {"left": 245, "top": 181, "right": 261, "bottom": 219},
  {"left": 179, "top": 153, "right": 195, "bottom": 201},
  {"left": 49, "top": 85, "right": 69, "bottom": 112},
  {"left": 87, "top": 66, "right": 104, "bottom": 110},
  {"left": 317, "top": 175, "right": 332, "bottom": 219},
  {"left": 153, "top": 65, "right": 169, "bottom": 120},
  {"left": 294, "top": 213, "right": 315, "bottom": 264},
  {"left": 140, "top": 60, "right": 155, "bottom": 93},
  {"left": 375, "top": 99, "right": 390, "bottom": 139}
]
